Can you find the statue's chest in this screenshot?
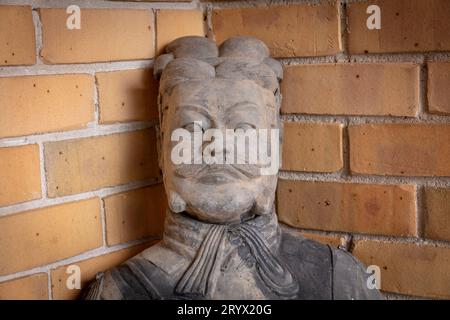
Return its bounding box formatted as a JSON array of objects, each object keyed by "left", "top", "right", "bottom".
[{"left": 211, "top": 248, "right": 269, "bottom": 299}]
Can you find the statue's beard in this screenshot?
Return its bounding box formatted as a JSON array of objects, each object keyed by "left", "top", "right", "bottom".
[
  {"left": 174, "top": 163, "right": 261, "bottom": 182},
  {"left": 165, "top": 167, "right": 277, "bottom": 224}
]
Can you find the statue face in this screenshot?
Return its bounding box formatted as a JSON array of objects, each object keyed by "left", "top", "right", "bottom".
[{"left": 161, "top": 78, "right": 280, "bottom": 224}]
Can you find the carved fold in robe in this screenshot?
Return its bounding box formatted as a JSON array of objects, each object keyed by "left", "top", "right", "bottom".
[{"left": 83, "top": 210, "right": 384, "bottom": 300}]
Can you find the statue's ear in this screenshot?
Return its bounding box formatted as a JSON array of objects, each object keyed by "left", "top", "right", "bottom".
[
  {"left": 155, "top": 124, "right": 164, "bottom": 172},
  {"left": 153, "top": 53, "right": 174, "bottom": 80},
  {"left": 263, "top": 57, "right": 283, "bottom": 82}
]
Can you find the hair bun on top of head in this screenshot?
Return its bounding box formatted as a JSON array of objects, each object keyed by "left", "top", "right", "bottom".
[
  {"left": 154, "top": 36, "right": 283, "bottom": 100},
  {"left": 165, "top": 36, "right": 219, "bottom": 59},
  {"left": 154, "top": 36, "right": 282, "bottom": 78},
  {"left": 219, "top": 36, "right": 269, "bottom": 61}
]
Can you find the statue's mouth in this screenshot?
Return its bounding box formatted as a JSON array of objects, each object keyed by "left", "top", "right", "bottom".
[{"left": 196, "top": 165, "right": 248, "bottom": 185}]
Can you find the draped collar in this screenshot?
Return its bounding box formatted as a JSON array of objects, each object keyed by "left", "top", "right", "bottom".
[{"left": 160, "top": 210, "right": 299, "bottom": 299}]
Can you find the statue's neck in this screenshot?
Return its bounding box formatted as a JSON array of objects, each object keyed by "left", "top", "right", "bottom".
[
  {"left": 161, "top": 209, "right": 281, "bottom": 260},
  {"left": 160, "top": 209, "right": 299, "bottom": 298}
]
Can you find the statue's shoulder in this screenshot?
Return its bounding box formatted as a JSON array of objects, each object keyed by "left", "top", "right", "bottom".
[
  {"left": 330, "top": 246, "right": 384, "bottom": 300},
  {"left": 278, "top": 230, "right": 333, "bottom": 299},
  {"left": 279, "top": 228, "right": 384, "bottom": 300},
  {"left": 82, "top": 257, "right": 164, "bottom": 300},
  {"left": 82, "top": 243, "right": 183, "bottom": 300},
  {"left": 82, "top": 269, "right": 122, "bottom": 300}
]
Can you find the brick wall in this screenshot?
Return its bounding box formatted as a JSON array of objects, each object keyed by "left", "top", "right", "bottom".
[
  {"left": 0, "top": 0, "right": 449, "bottom": 300},
  {"left": 0, "top": 0, "right": 203, "bottom": 300}
]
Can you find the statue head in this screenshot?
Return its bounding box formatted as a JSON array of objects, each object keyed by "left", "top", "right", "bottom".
[{"left": 154, "top": 36, "right": 283, "bottom": 224}]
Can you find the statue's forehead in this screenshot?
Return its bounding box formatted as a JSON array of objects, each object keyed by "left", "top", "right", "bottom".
[{"left": 169, "top": 79, "right": 275, "bottom": 111}]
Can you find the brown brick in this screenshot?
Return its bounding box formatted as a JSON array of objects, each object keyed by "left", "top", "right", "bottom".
[
  {"left": 212, "top": 4, "right": 341, "bottom": 58},
  {"left": 277, "top": 180, "right": 416, "bottom": 237},
  {"left": 281, "top": 63, "right": 419, "bottom": 116},
  {"left": 0, "top": 74, "right": 94, "bottom": 138},
  {"left": 45, "top": 129, "right": 159, "bottom": 197},
  {"left": 349, "top": 124, "right": 450, "bottom": 176},
  {"left": 428, "top": 61, "right": 450, "bottom": 115},
  {"left": 40, "top": 9, "right": 154, "bottom": 63},
  {"left": 0, "top": 145, "right": 41, "bottom": 207},
  {"left": 51, "top": 242, "right": 155, "bottom": 300},
  {"left": 104, "top": 185, "right": 167, "bottom": 246},
  {"left": 0, "top": 198, "right": 102, "bottom": 276},
  {"left": 0, "top": 273, "right": 48, "bottom": 300},
  {"left": 300, "top": 232, "right": 343, "bottom": 248},
  {"left": 0, "top": 5, "right": 35, "bottom": 66},
  {"left": 347, "top": 0, "right": 450, "bottom": 54},
  {"left": 282, "top": 122, "right": 343, "bottom": 173},
  {"left": 424, "top": 188, "right": 450, "bottom": 241},
  {"left": 96, "top": 69, "right": 159, "bottom": 124},
  {"left": 156, "top": 10, "right": 205, "bottom": 54},
  {"left": 352, "top": 240, "right": 450, "bottom": 299}
]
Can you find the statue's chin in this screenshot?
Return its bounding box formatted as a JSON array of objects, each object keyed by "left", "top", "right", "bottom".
[
  {"left": 183, "top": 193, "right": 256, "bottom": 224},
  {"left": 167, "top": 175, "right": 275, "bottom": 224},
  {"left": 186, "top": 205, "right": 253, "bottom": 224}
]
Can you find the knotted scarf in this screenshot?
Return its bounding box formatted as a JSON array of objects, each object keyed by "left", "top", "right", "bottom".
[{"left": 162, "top": 210, "right": 299, "bottom": 299}]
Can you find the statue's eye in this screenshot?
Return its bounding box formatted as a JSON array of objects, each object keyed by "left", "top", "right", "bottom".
[
  {"left": 235, "top": 123, "right": 255, "bottom": 131},
  {"left": 182, "top": 122, "right": 203, "bottom": 132}
]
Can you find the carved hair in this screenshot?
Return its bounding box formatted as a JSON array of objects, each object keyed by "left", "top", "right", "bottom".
[{"left": 153, "top": 36, "right": 283, "bottom": 126}]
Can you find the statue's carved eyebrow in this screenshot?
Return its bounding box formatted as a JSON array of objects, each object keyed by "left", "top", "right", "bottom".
[
  {"left": 224, "top": 102, "right": 263, "bottom": 124},
  {"left": 177, "top": 104, "right": 213, "bottom": 120},
  {"left": 227, "top": 101, "right": 260, "bottom": 112}
]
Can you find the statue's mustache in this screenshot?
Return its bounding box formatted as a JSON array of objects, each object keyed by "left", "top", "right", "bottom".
[{"left": 174, "top": 163, "right": 260, "bottom": 180}]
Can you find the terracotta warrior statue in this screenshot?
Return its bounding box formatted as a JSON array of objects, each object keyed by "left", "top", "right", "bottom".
[{"left": 84, "top": 36, "right": 383, "bottom": 300}]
